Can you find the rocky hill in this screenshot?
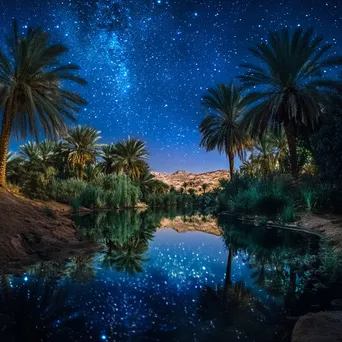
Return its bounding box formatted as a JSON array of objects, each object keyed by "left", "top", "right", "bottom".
[{"left": 152, "top": 170, "right": 230, "bottom": 193}]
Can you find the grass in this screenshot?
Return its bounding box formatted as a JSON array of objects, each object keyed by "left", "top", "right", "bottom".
[
  {"left": 51, "top": 174, "right": 141, "bottom": 210},
  {"left": 216, "top": 173, "right": 339, "bottom": 223}
]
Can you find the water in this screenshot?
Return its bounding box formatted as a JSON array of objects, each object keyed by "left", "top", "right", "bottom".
[{"left": 0, "top": 209, "right": 322, "bottom": 341}]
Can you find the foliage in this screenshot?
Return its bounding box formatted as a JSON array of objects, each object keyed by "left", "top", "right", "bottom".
[
  {"left": 64, "top": 126, "right": 101, "bottom": 179},
  {"left": 240, "top": 28, "right": 342, "bottom": 177},
  {"left": 139, "top": 171, "right": 169, "bottom": 201},
  {"left": 145, "top": 192, "right": 195, "bottom": 209},
  {"left": 199, "top": 82, "right": 251, "bottom": 176},
  {"left": 52, "top": 173, "right": 140, "bottom": 209},
  {"left": 51, "top": 178, "right": 87, "bottom": 204},
  {"left": 0, "top": 21, "right": 87, "bottom": 187},
  {"left": 217, "top": 172, "right": 342, "bottom": 220},
  {"left": 311, "top": 107, "right": 342, "bottom": 186},
  {"left": 111, "top": 137, "right": 149, "bottom": 181},
  {"left": 21, "top": 166, "right": 57, "bottom": 199}
]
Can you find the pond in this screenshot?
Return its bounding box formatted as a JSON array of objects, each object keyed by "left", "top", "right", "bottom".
[{"left": 0, "top": 209, "right": 324, "bottom": 341}]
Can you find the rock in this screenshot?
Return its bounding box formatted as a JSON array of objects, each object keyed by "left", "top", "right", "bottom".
[{"left": 292, "top": 311, "right": 342, "bottom": 342}]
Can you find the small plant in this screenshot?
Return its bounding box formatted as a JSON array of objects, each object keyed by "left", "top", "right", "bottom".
[
  {"left": 280, "top": 203, "right": 296, "bottom": 223},
  {"left": 301, "top": 187, "right": 316, "bottom": 212}
]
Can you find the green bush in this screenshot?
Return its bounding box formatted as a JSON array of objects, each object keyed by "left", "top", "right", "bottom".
[
  {"left": 218, "top": 174, "right": 292, "bottom": 219},
  {"left": 145, "top": 192, "right": 196, "bottom": 209},
  {"left": 51, "top": 178, "right": 86, "bottom": 204},
  {"left": 77, "top": 186, "right": 105, "bottom": 209},
  {"left": 280, "top": 203, "right": 296, "bottom": 223},
  {"left": 51, "top": 173, "right": 141, "bottom": 209}
]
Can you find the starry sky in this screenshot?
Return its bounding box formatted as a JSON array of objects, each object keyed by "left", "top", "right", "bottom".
[{"left": 1, "top": 0, "right": 342, "bottom": 172}]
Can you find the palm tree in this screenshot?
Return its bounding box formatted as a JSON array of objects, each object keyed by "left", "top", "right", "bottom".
[
  {"left": 6, "top": 152, "right": 25, "bottom": 184},
  {"left": 112, "top": 137, "right": 149, "bottom": 181},
  {"left": 19, "top": 142, "right": 41, "bottom": 167},
  {"left": 37, "top": 140, "right": 59, "bottom": 166},
  {"left": 139, "top": 171, "right": 169, "bottom": 200},
  {"left": 240, "top": 28, "right": 342, "bottom": 178},
  {"left": 239, "top": 158, "right": 260, "bottom": 176},
  {"left": 199, "top": 82, "right": 250, "bottom": 178},
  {"left": 201, "top": 183, "right": 209, "bottom": 194},
  {"left": 64, "top": 126, "right": 101, "bottom": 179},
  {"left": 273, "top": 129, "right": 288, "bottom": 171},
  {"left": 0, "top": 22, "right": 87, "bottom": 187},
  {"left": 252, "top": 134, "right": 277, "bottom": 174},
  {"left": 100, "top": 143, "right": 116, "bottom": 174}
]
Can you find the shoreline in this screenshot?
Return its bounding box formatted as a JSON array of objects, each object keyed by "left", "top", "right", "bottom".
[
  {"left": 0, "top": 190, "right": 104, "bottom": 275},
  {"left": 221, "top": 211, "right": 342, "bottom": 248}
]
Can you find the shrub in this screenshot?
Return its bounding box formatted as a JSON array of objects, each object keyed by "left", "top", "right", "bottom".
[
  {"left": 300, "top": 187, "right": 316, "bottom": 212},
  {"left": 51, "top": 173, "right": 141, "bottom": 209},
  {"left": 280, "top": 203, "right": 296, "bottom": 223},
  {"left": 77, "top": 186, "right": 104, "bottom": 209},
  {"left": 51, "top": 178, "right": 87, "bottom": 204}
]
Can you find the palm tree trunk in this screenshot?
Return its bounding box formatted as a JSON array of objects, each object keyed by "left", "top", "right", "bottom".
[
  {"left": 284, "top": 119, "right": 298, "bottom": 178},
  {"left": 223, "top": 247, "right": 233, "bottom": 308},
  {"left": 0, "top": 106, "right": 12, "bottom": 187},
  {"left": 228, "top": 152, "right": 235, "bottom": 180}
]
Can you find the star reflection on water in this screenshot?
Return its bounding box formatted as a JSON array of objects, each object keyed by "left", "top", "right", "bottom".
[{"left": 0, "top": 209, "right": 323, "bottom": 341}]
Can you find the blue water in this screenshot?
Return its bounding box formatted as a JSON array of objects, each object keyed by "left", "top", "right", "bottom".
[{"left": 0, "top": 210, "right": 320, "bottom": 341}]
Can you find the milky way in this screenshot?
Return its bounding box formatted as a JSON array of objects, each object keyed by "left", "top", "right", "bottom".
[{"left": 1, "top": 0, "right": 342, "bottom": 171}]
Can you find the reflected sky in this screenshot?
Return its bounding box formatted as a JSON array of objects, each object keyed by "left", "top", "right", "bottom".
[{"left": 0, "top": 210, "right": 320, "bottom": 341}]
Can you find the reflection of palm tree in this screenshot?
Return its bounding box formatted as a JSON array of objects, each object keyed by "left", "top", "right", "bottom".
[
  {"left": 103, "top": 237, "right": 148, "bottom": 275},
  {"left": 198, "top": 281, "right": 253, "bottom": 322},
  {"left": 67, "top": 254, "right": 98, "bottom": 283},
  {"left": 0, "top": 274, "right": 86, "bottom": 341}
]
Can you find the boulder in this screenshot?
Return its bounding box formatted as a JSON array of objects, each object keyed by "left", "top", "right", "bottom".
[{"left": 292, "top": 311, "right": 342, "bottom": 342}]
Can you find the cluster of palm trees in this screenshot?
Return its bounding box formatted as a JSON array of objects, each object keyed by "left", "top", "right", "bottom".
[
  {"left": 7, "top": 125, "right": 169, "bottom": 195},
  {"left": 200, "top": 28, "right": 342, "bottom": 179}
]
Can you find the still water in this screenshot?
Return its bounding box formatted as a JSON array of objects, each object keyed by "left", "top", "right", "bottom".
[{"left": 0, "top": 209, "right": 321, "bottom": 341}]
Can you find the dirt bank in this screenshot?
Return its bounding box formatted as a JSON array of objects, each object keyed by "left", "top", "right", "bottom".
[
  {"left": 0, "top": 190, "right": 102, "bottom": 274},
  {"left": 296, "top": 213, "right": 342, "bottom": 247}
]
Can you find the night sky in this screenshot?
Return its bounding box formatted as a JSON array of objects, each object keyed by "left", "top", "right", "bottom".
[{"left": 1, "top": 0, "right": 342, "bottom": 172}]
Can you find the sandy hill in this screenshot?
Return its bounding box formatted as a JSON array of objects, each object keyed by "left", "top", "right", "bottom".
[{"left": 152, "top": 170, "right": 230, "bottom": 193}]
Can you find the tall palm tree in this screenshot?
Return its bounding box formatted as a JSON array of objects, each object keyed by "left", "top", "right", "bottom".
[
  {"left": 239, "top": 28, "right": 342, "bottom": 178},
  {"left": 0, "top": 21, "right": 87, "bottom": 187},
  {"left": 64, "top": 126, "right": 101, "bottom": 179},
  {"left": 112, "top": 137, "right": 149, "bottom": 181},
  {"left": 199, "top": 82, "right": 250, "bottom": 178},
  {"left": 100, "top": 143, "right": 116, "bottom": 174}
]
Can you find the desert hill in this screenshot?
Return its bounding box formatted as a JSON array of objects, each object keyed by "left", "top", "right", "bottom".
[{"left": 152, "top": 170, "right": 230, "bottom": 193}]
